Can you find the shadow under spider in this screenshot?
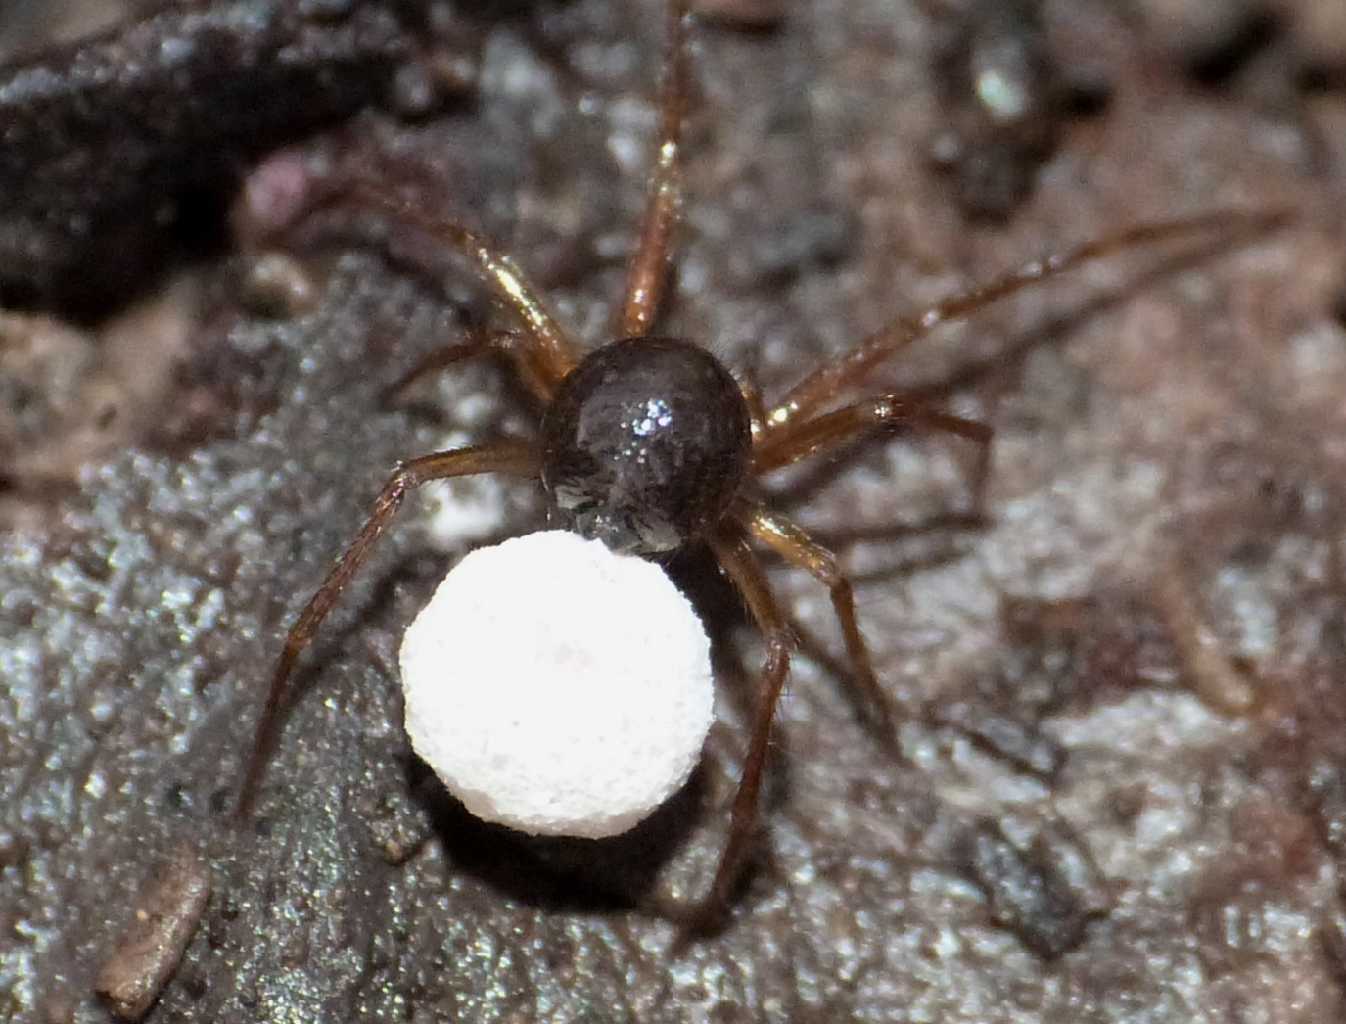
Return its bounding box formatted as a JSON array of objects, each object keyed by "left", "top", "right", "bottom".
[
  {"left": 228, "top": 0, "right": 1293, "bottom": 935},
  {"left": 404, "top": 751, "right": 714, "bottom": 915}
]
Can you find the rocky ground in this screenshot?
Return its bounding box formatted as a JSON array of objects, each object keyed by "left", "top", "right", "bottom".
[{"left": 2, "top": 0, "right": 1346, "bottom": 1021}]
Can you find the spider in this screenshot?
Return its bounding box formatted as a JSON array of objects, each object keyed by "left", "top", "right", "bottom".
[{"left": 233, "top": 0, "right": 1285, "bottom": 929}]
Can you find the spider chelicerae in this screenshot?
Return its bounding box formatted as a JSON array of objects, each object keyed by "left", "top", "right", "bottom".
[{"left": 234, "top": 0, "right": 1284, "bottom": 929}]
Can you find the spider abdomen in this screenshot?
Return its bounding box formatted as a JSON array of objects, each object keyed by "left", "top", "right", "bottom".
[{"left": 540, "top": 336, "right": 752, "bottom": 555}]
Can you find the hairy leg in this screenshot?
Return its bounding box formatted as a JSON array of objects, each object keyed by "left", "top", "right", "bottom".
[
  {"left": 734, "top": 370, "right": 769, "bottom": 441},
  {"left": 765, "top": 208, "right": 1290, "bottom": 429},
  {"left": 751, "top": 393, "right": 991, "bottom": 474},
  {"left": 383, "top": 327, "right": 556, "bottom": 406},
  {"left": 316, "top": 182, "right": 581, "bottom": 387},
  {"left": 615, "top": 0, "right": 691, "bottom": 338},
  {"left": 694, "top": 528, "right": 795, "bottom": 932},
  {"left": 740, "top": 503, "right": 897, "bottom": 737},
  {"left": 234, "top": 441, "right": 540, "bottom": 821}
]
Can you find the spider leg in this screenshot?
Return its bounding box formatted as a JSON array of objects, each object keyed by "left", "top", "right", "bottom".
[
  {"left": 318, "top": 183, "right": 581, "bottom": 392},
  {"left": 751, "top": 393, "right": 991, "bottom": 474},
  {"left": 382, "top": 327, "right": 554, "bottom": 406},
  {"left": 615, "top": 0, "right": 691, "bottom": 339},
  {"left": 693, "top": 528, "right": 795, "bottom": 932},
  {"left": 739, "top": 502, "right": 897, "bottom": 738},
  {"left": 752, "top": 393, "right": 993, "bottom": 522},
  {"left": 734, "top": 370, "right": 769, "bottom": 441},
  {"left": 234, "top": 441, "right": 540, "bottom": 822},
  {"left": 764, "top": 207, "right": 1291, "bottom": 429}
]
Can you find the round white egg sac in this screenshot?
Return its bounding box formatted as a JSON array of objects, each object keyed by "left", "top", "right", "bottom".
[{"left": 399, "top": 530, "right": 715, "bottom": 838}]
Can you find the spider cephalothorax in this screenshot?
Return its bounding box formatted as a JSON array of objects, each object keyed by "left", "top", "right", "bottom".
[{"left": 541, "top": 337, "right": 752, "bottom": 555}]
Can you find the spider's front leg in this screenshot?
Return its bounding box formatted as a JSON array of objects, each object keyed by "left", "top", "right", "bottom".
[
  {"left": 615, "top": 0, "right": 691, "bottom": 339},
  {"left": 764, "top": 207, "right": 1291, "bottom": 430},
  {"left": 234, "top": 441, "right": 539, "bottom": 821}
]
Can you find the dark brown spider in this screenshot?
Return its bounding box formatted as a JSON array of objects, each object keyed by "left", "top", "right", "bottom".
[{"left": 234, "top": 0, "right": 1285, "bottom": 929}]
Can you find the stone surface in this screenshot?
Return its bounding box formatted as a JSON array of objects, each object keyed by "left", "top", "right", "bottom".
[{"left": 2, "top": 0, "right": 1345, "bottom": 1022}]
